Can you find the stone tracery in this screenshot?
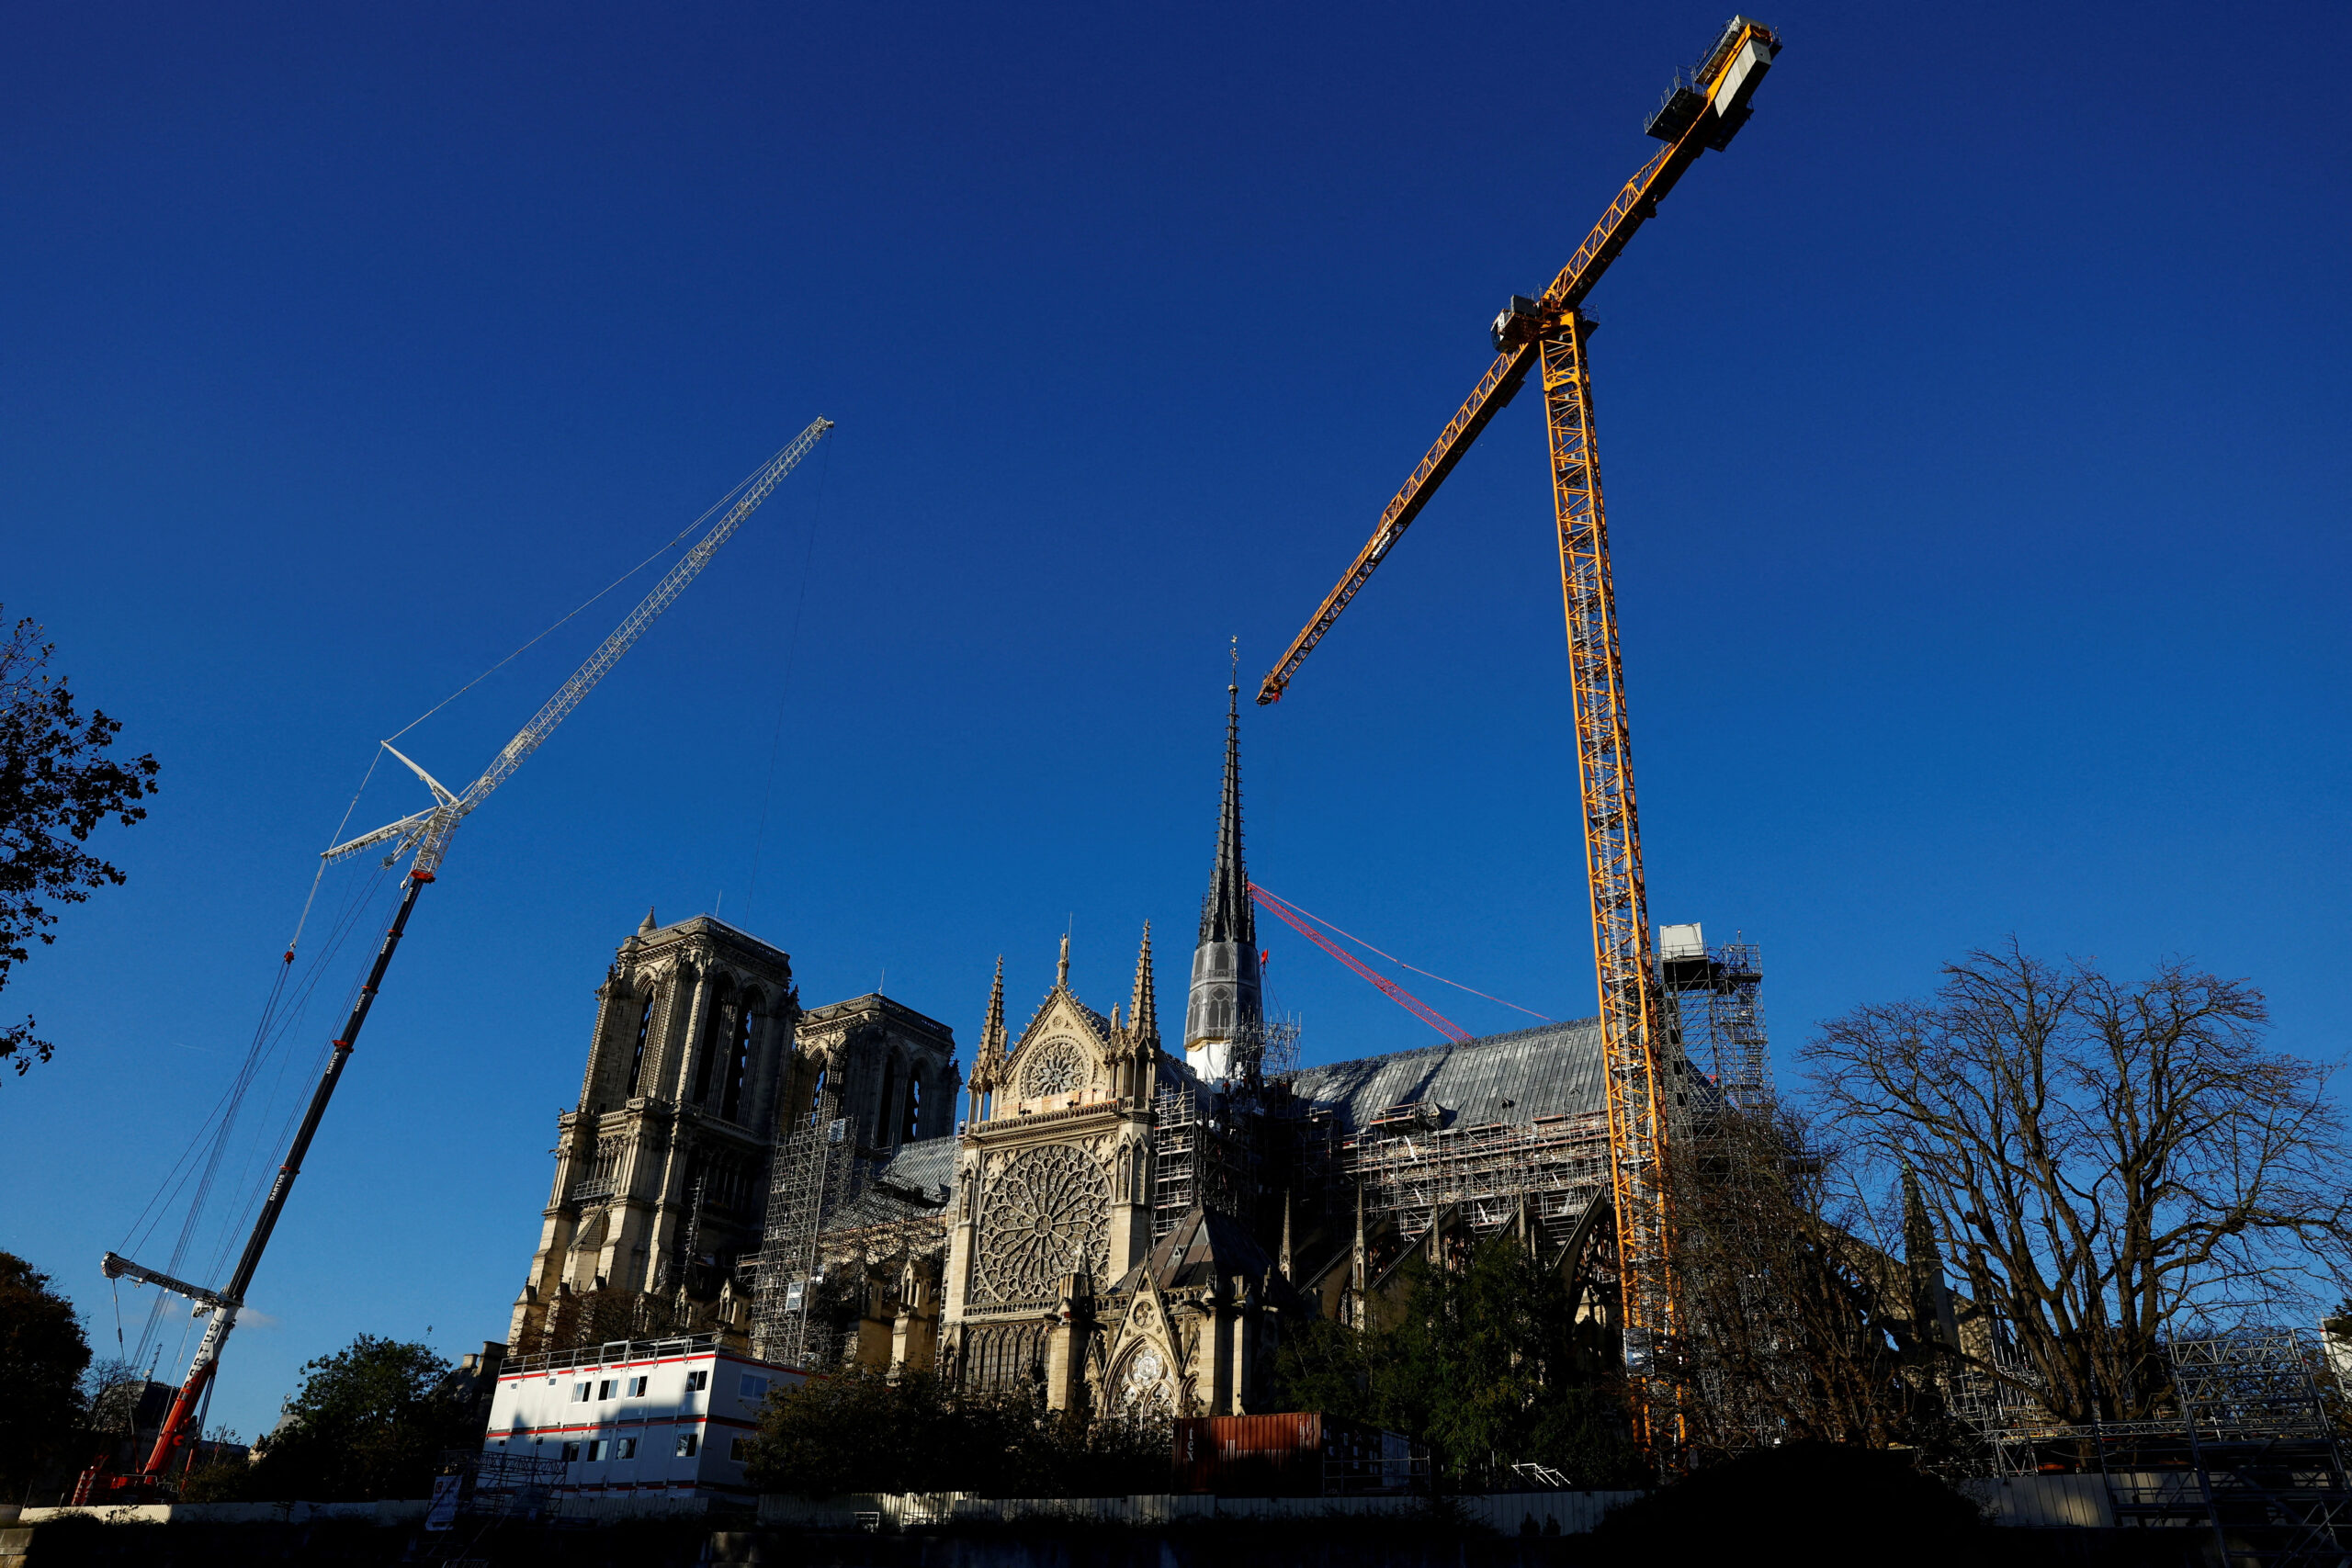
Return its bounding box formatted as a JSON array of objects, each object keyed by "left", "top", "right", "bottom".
[
  {"left": 976, "top": 1143, "right": 1110, "bottom": 1300},
  {"left": 1020, "top": 1037, "right": 1088, "bottom": 1098}
]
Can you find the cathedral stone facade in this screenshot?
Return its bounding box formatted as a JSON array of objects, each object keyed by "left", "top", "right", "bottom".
[
  {"left": 513, "top": 677, "right": 1636, "bottom": 1415},
  {"left": 510, "top": 912, "right": 961, "bottom": 1352}
]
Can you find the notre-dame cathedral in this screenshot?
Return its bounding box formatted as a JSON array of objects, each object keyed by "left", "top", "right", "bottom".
[{"left": 511, "top": 677, "right": 1660, "bottom": 1416}]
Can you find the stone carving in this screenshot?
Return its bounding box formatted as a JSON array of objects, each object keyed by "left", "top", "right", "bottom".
[
  {"left": 1021, "top": 1038, "right": 1087, "bottom": 1098},
  {"left": 977, "top": 1143, "right": 1109, "bottom": 1300},
  {"left": 1114, "top": 1344, "right": 1172, "bottom": 1415}
]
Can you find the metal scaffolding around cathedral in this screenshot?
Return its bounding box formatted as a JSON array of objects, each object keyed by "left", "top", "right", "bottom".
[
  {"left": 507, "top": 678, "right": 1777, "bottom": 1417},
  {"left": 747, "top": 1092, "right": 855, "bottom": 1368}
]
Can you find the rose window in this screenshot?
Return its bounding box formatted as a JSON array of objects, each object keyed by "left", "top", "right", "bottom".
[
  {"left": 1117, "top": 1346, "right": 1171, "bottom": 1414},
  {"left": 1020, "top": 1038, "right": 1088, "bottom": 1098},
  {"left": 978, "top": 1144, "right": 1110, "bottom": 1300}
]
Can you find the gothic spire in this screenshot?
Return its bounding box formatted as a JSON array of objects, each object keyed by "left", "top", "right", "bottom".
[
  {"left": 1128, "top": 921, "right": 1159, "bottom": 1046},
  {"left": 1183, "top": 657, "right": 1264, "bottom": 1080},
  {"left": 1198, "top": 671, "right": 1256, "bottom": 948},
  {"left": 978, "top": 955, "right": 1007, "bottom": 1077},
  {"left": 1901, "top": 1161, "right": 1962, "bottom": 1352}
]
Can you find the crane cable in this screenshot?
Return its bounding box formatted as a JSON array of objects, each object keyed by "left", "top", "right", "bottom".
[
  {"left": 111, "top": 453, "right": 773, "bottom": 1377},
  {"left": 742, "top": 433, "right": 835, "bottom": 922},
  {"left": 1259, "top": 886, "right": 1553, "bottom": 1022},
  {"left": 381, "top": 459, "right": 769, "bottom": 749}
]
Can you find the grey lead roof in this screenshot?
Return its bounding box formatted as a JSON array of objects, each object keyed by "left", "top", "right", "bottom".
[
  {"left": 816, "top": 1020, "right": 1615, "bottom": 1239},
  {"left": 1278, "top": 1018, "right": 1608, "bottom": 1134},
  {"left": 820, "top": 1135, "right": 958, "bottom": 1233}
]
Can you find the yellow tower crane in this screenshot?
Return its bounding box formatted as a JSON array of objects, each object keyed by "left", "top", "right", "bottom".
[{"left": 1256, "top": 17, "right": 1780, "bottom": 1449}]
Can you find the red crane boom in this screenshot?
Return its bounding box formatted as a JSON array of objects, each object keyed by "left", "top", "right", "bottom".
[{"left": 1250, "top": 884, "right": 1471, "bottom": 1044}]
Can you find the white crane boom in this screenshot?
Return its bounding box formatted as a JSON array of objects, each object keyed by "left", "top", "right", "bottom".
[
  {"left": 327, "top": 415, "right": 834, "bottom": 873},
  {"left": 108, "top": 419, "right": 833, "bottom": 1497}
]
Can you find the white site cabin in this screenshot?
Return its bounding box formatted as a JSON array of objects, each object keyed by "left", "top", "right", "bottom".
[{"left": 483, "top": 1333, "right": 803, "bottom": 1506}]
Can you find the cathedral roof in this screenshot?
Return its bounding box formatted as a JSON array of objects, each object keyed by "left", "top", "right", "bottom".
[
  {"left": 1279, "top": 1017, "right": 1609, "bottom": 1133},
  {"left": 819, "top": 1134, "right": 957, "bottom": 1234},
  {"left": 1119, "top": 1205, "right": 1275, "bottom": 1294}
]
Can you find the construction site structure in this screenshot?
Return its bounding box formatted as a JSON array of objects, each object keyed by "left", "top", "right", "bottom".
[
  {"left": 1657, "top": 924, "right": 1770, "bottom": 1111},
  {"left": 1149, "top": 1075, "right": 1261, "bottom": 1245},
  {"left": 1962, "top": 1328, "right": 2352, "bottom": 1567},
  {"left": 409, "top": 1445, "right": 568, "bottom": 1562},
  {"left": 1251, "top": 16, "right": 1781, "bottom": 1450},
  {"left": 746, "top": 1093, "right": 860, "bottom": 1368},
  {"left": 92, "top": 418, "right": 834, "bottom": 1495},
  {"left": 1340, "top": 1105, "right": 1613, "bottom": 1258}
]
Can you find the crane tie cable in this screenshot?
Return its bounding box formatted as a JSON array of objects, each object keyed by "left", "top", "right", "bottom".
[{"left": 1257, "top": 885, "right": 1553, "bottom": 1021}]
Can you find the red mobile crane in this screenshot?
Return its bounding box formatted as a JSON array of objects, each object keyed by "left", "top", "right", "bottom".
[{"left": 85, "top": 418, "right": 833, "bottom": 1498}]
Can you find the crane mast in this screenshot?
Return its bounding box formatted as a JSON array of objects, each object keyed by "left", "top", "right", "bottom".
[
  {"left": 105, "top": 417, "right": 833, "bottom": 1492},
  {"left": 1253, "top": 19, "right": 1779, "bottom": 1452}
]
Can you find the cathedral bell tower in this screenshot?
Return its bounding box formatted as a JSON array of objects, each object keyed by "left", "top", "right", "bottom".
[
  {"left": 510, "top": 912, "right": 800, "bottom": 1352},
  {"left": 1183, "top": 677, "right": 1261, "bottom": 1081}
]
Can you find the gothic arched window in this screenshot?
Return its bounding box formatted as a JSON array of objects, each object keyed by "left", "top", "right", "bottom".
[
  {"left": 721, "top": 991, "right": 756, "bottom": 1124},
  {"left": 874, "top": 1057, "right": 899, "bottom": 1146},
  {"left": 902, "top": 1068, "right": 923, "bottom": 1144},
  {"left": 625, "top": 985, "right": 657, "bottom": 1099},
  {"left": 693, "top": 976, "right": 733, "bottom": 1105}
]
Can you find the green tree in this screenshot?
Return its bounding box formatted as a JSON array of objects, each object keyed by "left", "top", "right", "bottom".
[
  {"left": 0, "top": 1250, "right": 93, "bottom": 1495},
  {"left": 744, "top": 1369, "right": 966, "bottom": 1495},
  {"left": 1270, "top": 1234, "right": 1640, "bottom": 1491},
  {"left": 198, "top": 1335, "right": 469, "bottom": 1502},
  {"left": 0, "top": 612, "right": 160, "bottom": 1079},
  {"left": 743, "top": 1371, "right": 1169, "bottom": 1498}
]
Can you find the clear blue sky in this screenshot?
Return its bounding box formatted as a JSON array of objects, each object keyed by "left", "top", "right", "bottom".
[{"left": 4, "top": 1, "right": 2346, "bottom": 1443}]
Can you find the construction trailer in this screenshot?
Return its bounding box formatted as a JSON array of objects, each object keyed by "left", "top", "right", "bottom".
[{"left": 484, "top": 1332, "right": 801, "bottom": 1507}]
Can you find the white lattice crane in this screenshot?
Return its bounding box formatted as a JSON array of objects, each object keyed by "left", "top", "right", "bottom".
[{"left": 98, "top": 416, "right": 833, "bottom": 1493}]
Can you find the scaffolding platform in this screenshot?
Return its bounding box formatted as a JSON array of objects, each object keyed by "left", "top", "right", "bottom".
[
  {"left": 745, "top": 1096, "right": 856, "bottom": 1368},
  {"left": 1964, "top": 1329, "right": 2352, "bottom": 1568}
]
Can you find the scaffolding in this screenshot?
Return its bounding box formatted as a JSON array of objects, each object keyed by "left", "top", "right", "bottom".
[
  {"left": 414, "top": 1445, "right": 568, "bottom": 1562},
  {"left": 1150, "top": 1077, "right": 1257, "bottom": 1243},
  {"left": 1657, "top": 931, "right": 1770, "bottom": 1111},
  {"left": 748, "top": 1095, "right": 856, "bottom": 1369},
  {"left": 1965, "top": 1329, "right": 2352, "bottom": 1567},
  {"left": 1342, "top": 1106, "right": 1613, "bottom": 1254}
]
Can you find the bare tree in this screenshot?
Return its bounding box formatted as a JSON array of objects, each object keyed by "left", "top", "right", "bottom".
[
  {"left": 1807, "top": 942, "right": 2352, "bottom": 1425},
  {"left": 1669, "top": 1104, "right": 1962, "bottom": 1457}
]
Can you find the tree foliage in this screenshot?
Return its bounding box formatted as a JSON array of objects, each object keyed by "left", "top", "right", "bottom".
[
  {"left": 0, "top": 612, "right": 160, "bottom": 1078},
  {"left": 743, "top": 1371, "right": 1167, "bottom": 1498},
  {"left": 0, "top": 1250, "right": 93, "bottom": 1495},
  {"left": 1270, "top": 1234, "right": 1642, "bottom": 1490},
  {"left": 187, "top": 1335, "right": 470, "bottom": 1502},
  {"left": 1807, "top": 943, "right": 2352, "bottom": 1425}
]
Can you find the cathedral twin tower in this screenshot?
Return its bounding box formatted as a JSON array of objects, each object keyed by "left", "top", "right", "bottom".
[{"left": 511, "top": 676, "right": 1275, "bottom": 1402}]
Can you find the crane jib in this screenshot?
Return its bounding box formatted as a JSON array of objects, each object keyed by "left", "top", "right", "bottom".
[
  {"left": 1255, "top": 21, "right": 1776, "bottom": 707},
  {"left": 123, "top": 418, "right": 833, "bottom": 1494}
]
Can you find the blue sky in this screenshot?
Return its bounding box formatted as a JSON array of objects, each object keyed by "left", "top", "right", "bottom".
[{"left": 4, "top": 1, "right": 2346, "bottom": 1442}]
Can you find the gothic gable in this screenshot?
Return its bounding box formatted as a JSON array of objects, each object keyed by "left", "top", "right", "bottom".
[
  {"left": 1001, "top": 992, "right": 1114, "bottom": 1117},
  {"left": 1098, "top": 1277, "right": 1183, "bottom": 1417}
]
